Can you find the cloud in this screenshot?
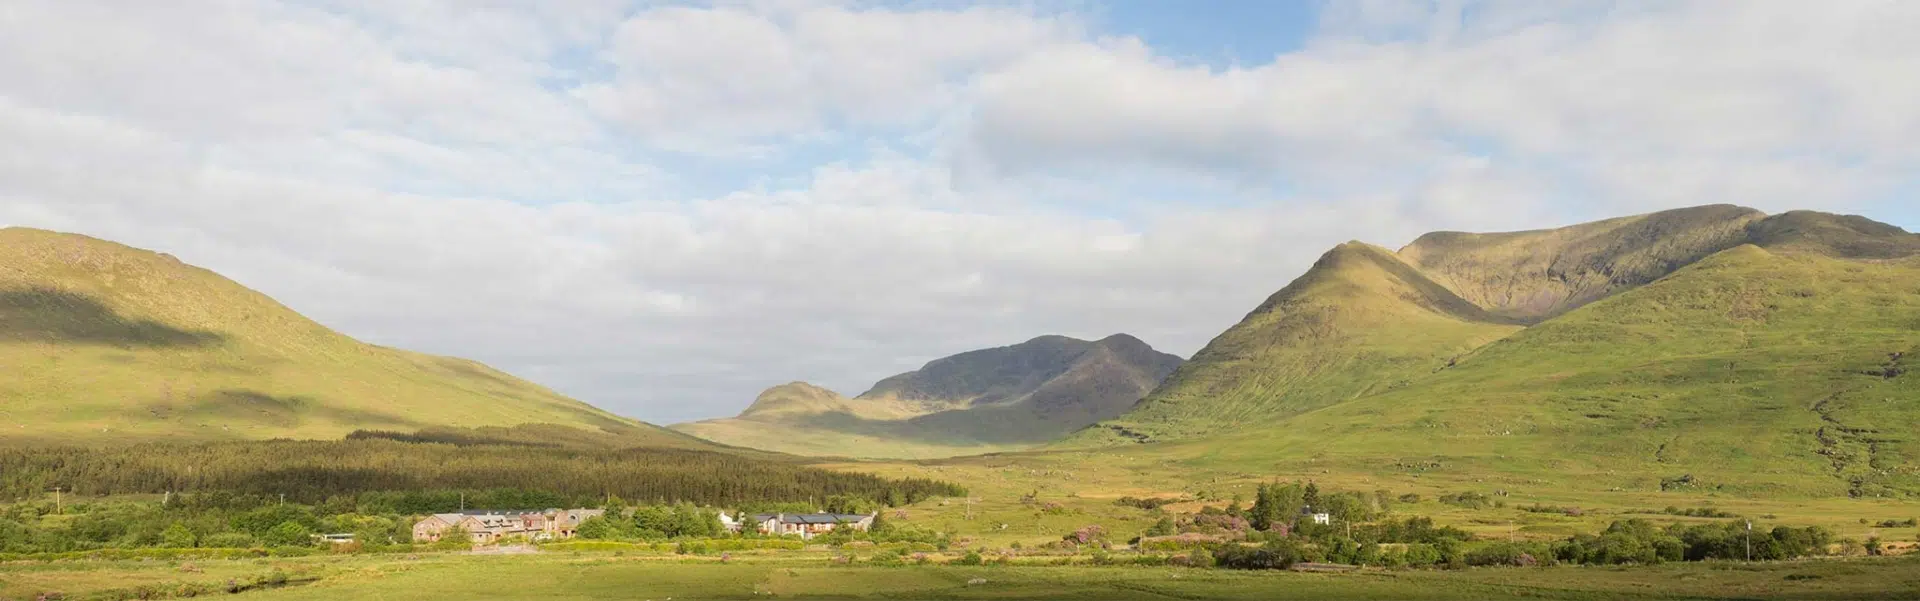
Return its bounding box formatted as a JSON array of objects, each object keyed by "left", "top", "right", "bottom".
[
  {"left": 959, "top": 0, "right": 1920, "bottom": 215},
  {"left": 574, "top": 3, "right": 1079, "bottom": 152},
  {"left": 1, "top": 0, "right": 1915, "bottom": 425}
]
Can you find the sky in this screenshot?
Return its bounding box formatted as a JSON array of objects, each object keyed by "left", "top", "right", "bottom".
[{"left": 2, "top": 0, "right": 1918, "bottom": 424}]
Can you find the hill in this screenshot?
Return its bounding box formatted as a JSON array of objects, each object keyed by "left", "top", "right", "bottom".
[
  {"left": 0, "top": 227, "right": 705, "bottom": 448},
  {"left": 1065, "top": 207, "right": 1920, "bottom": 497},
  {"left": 672, "top": 334, "right": 1182, "bottom": 458}
]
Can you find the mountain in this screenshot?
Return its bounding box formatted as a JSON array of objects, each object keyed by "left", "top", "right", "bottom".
[
  {"left": 672, "top": 334, "right": 1183, "bottom": 458},
  {"left": 0, "top": 228, "right": 706, "bottom": 448},
  {"left": 1068, "top": 207, "right": 1920, "bottom": 497}
]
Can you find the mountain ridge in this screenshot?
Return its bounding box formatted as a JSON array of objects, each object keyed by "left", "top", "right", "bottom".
[
  {"left": 672, "top": 334, "right": 1183, "bottom": 458},
  {"left": 1071, "top": 206, "right": 1920, "bottom": 450}
]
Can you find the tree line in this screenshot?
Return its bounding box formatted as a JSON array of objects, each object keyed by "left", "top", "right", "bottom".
[{"left": 0, "top": 439, "right": 964, "bottom": 507}]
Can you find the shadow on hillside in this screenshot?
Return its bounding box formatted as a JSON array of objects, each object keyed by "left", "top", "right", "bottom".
[
  {"left": 145, "top": 389, "right": 423, "bottom": 430},
  {"left": 0, "top": 286, "right": 226, "bottom": 348},
  {"left": 781, "top": 403, "right": 1072, "bottom": 447}
]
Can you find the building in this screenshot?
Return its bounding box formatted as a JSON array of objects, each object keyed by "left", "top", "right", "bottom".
[
  {"left": 750, "top": 513, "right": 876, "bottom": 539},
  {"left": 314, "top": 533, "right": 357, "bottom": 545},
  {"left": 412, "top": 508, "right": 607, "bottom": 544}
]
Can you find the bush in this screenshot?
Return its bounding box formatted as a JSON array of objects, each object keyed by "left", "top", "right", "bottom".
[
  {"left": 262, "top": 521, "right": 313, "bottom": 547},
  {"left": 1402, "top": 544, "right": 1442, "bottom": 567},
  {"left": 1143, "top": 517, "right": 1176, "bottom": 537},
  {"left": 1138, "top": 533, "right": 1223, "bottom": 553},
  {"left": 202, "top": 532, "right": 256, "bottom": 548},
  {"left": 1465, "top": 542, "right": 1549, "bottom": 567},
  {"left": 956, "top": 550, "right": 984, "bottom": 565},
  {"left": 1211, "top": 539, "right": 1301, "bottom": 571},
  {"left": 1064, "top": 525, "right": 1106, "bottom": 546},
  {"left": 1114, "top": 497, "right": 1182, "bottom": 511},
  {"left": 1438, "top": 492, "right": 1494, "bottom": 510}
]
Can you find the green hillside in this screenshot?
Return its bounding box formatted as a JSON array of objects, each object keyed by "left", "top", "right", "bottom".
[
  {"left": 0, "top": 228, "right": 704, "bottom": 448},
  {"left": 1064, "top": 208, "right": 1920, "bottom": 499},
  {"left": 673, "top": 335, "right": 1182, "bottom": 458},
  {"left": 1079, "top": 242, "right": 1526, "bottom": 443}
]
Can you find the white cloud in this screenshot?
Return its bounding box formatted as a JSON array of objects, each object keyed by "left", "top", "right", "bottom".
[
  {"left": 0, "top": 0, "right": 1915, "bottom": 425},
  {"left": 960, "top": 0, "right": 1920, "bottom": 213},
  {"left": 575, "top": 3, "right": 1079, "bottom": 151}
]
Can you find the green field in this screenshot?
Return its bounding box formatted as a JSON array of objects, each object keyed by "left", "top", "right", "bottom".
[{"left": 4, "top": 552, "right": 1918, "bottom": 600}]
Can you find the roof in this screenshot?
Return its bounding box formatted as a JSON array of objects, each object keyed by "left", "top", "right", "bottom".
[{"left": 753, "top": 513, "right": 874, "bottom": 525}]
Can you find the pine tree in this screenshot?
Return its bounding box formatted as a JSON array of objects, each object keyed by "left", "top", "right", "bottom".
[{"left": 1251, "top": 484, "right": 1280, "bottom": 531}]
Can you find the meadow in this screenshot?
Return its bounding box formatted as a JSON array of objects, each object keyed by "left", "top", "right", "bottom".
[{"left": 4, "top": 550, "right": 1918, "bottom": 601}]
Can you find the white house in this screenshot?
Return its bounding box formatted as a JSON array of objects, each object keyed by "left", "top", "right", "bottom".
[{"left": 749, "top": 513, "right": 876, "bottom": 539}]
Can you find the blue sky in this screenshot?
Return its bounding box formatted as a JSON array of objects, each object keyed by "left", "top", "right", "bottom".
[
  {"left": 3, "top": 0, "right": 1918, "bottom": 424},
  {"left": 1093, "top": 0, "right": 1320, "bottom": 66}
]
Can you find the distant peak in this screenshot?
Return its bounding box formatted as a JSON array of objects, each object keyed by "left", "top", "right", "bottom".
[
  {"left": 739, "top": 382, "right": 844, "bottom": 417},
  {"left": 758, "top": 381, "right": 839, "bottom": 398},
  {"left": 1019, "top": 334, "right": 1085, "bottom": 345}
]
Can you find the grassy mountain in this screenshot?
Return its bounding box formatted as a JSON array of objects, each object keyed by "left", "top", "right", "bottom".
[
  {"left": 1066, "top": 207, "right": 1920, "bottom": 497},
  {"left": 0, "top": 228, "right": 705, "bottom": 448},
  {"left": 673, "top": 334, "right": 1182, "bottom": 458},
  {"left": 1079, "top": 242, "right": 1528, "bottom": 442}
]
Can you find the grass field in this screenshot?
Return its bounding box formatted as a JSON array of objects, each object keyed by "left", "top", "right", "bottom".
[
  {"left": 5, "top": 551, "right": 1918, "bottom": 600},
  {"left": 821, "top": 443, "right": 1920, "bottom": 550}
]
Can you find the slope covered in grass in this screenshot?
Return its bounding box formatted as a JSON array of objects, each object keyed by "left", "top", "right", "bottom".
[
  {"left": 0, "top": 228, "right": 703, "bottom": 448},
  {"left": 673, "top": 335, "right": 1182, "bottom": 458},
  {"left": 1153, "top": 241, "right": 1920, "bottom": 497},
  {"left": 1068, "top": 208, "right": 1920, "bottom": 497},
  {"left": 1075, "top": 242, "right": 1526, "bottom": 443}
]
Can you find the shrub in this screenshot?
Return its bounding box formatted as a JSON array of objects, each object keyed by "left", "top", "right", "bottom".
[
  {"left": 1143, "top": 517, "right": 1176, "bottom": 537},
  {"left": 201, "top": 532, "right": 255, "bottom": 549},
  {"left": 1064, "top": 525, "right": 1106, "bottom": 546},
  {"left": 1438, "top": 492, "right": 1494, "bottom": 510},
  {"left": 956, "top": 550, "right": 984, "bottom": 565},
  {"left": 1402, "top": 544, "right": 1442, "bottom": 567},
  {"left": 1138, "top": 533, "right": 1223, "bottom": 553},
  {"left": 1211, "top": 539, "right": 1301, "bottom": 570},
  {"left": 1114, "top": 497, "right": 1182, "bottom": 511},
  {"left": 1465, "top": 542, "right": 1549, "bottom": 567}
]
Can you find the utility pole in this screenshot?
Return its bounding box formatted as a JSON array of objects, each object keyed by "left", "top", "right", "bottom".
[
  {"left": 460, "top": 492, "right": 466, "bottom": 512},
  {"left": 52, "top": 487, "right": 62, "bottom": 515},
  {"left": 1745, "top": 521, "right": 1752, "bottom": 562},
  {"left": 278, "top": 493, "right": 285, "bottom": 506},
  {"left": 1508, "top": 520, "right": 1515, "bottom": 543},
  {"left": 965, "top": 496, "right": 975, "bottom": 520}
]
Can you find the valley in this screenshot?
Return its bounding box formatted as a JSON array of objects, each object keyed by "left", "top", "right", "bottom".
[{"left": 4, "top": 206, "right": 1919, "bottom": 600}]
